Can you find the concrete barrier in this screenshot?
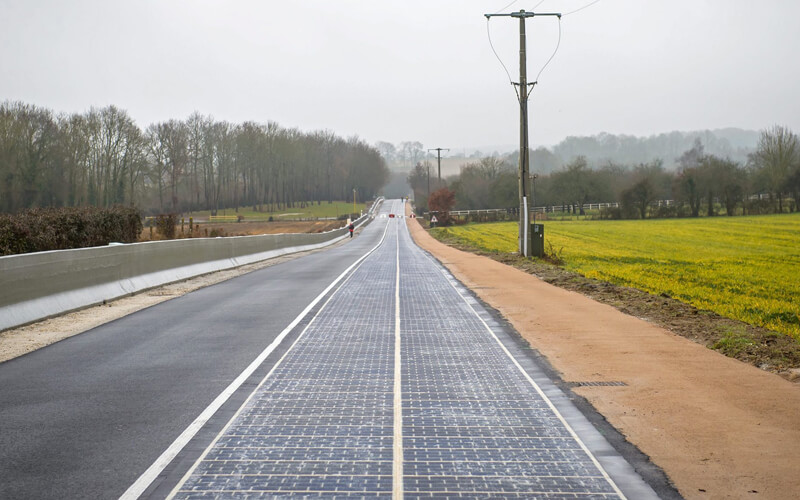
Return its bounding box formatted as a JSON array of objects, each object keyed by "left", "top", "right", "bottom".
[{"left": 0, "top": 202, "right": 380, "bottom": 332}]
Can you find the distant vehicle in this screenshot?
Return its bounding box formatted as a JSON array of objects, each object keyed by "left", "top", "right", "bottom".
[{"left": 389, "top": 213, "right": 395, "bottom": 218}]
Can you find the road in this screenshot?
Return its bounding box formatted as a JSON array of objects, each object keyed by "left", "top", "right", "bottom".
[{"left": 0, "top": 199, "right": 658, "bottom": 499}]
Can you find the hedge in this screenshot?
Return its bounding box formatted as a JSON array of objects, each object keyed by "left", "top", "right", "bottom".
[{"left": 0, "top": 206, "right": 143, "bottom": 256}]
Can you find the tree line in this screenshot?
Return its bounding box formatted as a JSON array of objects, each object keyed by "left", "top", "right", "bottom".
[
  {"left": 0, "top": 101, "right": 390, "bottom": 215},
  {"left": 407, "top": 126, "right": 800, "bottom": 218}
]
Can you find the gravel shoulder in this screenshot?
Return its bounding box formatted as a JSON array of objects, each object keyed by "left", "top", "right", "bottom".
[{"left": 406, "top": 211, "right": 800, "bottom": 500}]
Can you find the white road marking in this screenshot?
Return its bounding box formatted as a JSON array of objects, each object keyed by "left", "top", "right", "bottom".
[
  {"left": 120, "top": 220, "right": 391, "bottom": 500},
  {"left": 392, "top": 217, "right": 404, "bottom": 499}
]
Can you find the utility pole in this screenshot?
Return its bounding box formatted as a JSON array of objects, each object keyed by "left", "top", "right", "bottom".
[
  {"left": 485, "top": 9, "right": 560, "bottom": 257},
  {"left": 428, "top": 147, "right": 449, "bottom": 182},
  {"left": 426, "top": 162, "right": 430, "bottom": 201}
]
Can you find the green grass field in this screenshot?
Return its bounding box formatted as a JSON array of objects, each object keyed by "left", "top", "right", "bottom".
[
  {"left": 432, "top": 214, "right": 800, "bottom": 340},
  {"left": 189, "top": 201, "right": 367, "bottom": 220}
]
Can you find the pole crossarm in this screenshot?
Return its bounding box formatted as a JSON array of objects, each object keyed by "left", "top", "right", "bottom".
[{"left": 485, "top": 10, "right": 561, "bottom": 19}]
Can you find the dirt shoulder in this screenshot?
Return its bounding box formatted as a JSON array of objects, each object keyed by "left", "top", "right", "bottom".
[{"left": 406, "top": 212, "right": 800, "bottom": 500}]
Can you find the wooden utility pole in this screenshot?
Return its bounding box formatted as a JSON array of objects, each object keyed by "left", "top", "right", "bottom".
[
  {"left": 517, "top": 14, "right": 530, "bottom": 257},
  {"left": 426, "top": 162, "right": 430, "bottom": 200},
  {"left": 428, "top": 148, "right": 449, "bottom": 182},
  {"left": 485, "top": 9, "right": 560, "bottom": 256}
]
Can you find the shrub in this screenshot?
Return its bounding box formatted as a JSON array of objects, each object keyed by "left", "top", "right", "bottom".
[
  {"left": 428, "top": 188, "right": 456, "bottom": 226},
  {"left": 745, "top": 198, "right": 774, "bottom": 215},
  {"left": 598, "top": 207, "right": 622, "bottom": 220},
  {"left": 651, "top": 205, "right": 680, "bottom": 218},
  {"left": 154, "top": 213, "right": 178, "bottom": 239},
  {"left": 544, "top": 241, "right": 565, "bottom": 266},
  {"left": 0, "top": 206, "right": 143, "bottom": 256}
]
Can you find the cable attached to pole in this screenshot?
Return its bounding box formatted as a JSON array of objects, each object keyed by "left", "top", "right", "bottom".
[
  {"left": 486, "top": 18, "right": 515, "bottom": 88},
  {"left": 531, "top": 16, "right": 562, "bottom": 94},
  {"left": 486, "top": 0, "right": 547, "bottom": 95}
]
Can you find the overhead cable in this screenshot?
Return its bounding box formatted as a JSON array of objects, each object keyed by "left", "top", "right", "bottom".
[{"left": 563, "top": 0, "right": 602, "bottom": 17}]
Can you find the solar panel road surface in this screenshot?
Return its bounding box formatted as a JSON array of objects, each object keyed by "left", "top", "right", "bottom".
[{"left": 152, "top": 200, "right": 658, "bottom": 499}]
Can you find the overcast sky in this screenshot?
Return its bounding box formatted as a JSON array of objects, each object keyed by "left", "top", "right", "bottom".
[{"left": 2, "top": 0, "right": 798, "bottom": 152}]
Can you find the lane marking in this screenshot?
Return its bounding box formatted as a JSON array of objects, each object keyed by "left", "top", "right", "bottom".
[
  {"left": 392, "top": 216, "right": 404, "bottom": 499},
  {"left": 405, "top": 221, "right": 627, "bottom": 499},
  {"left": 121, "top": 218, "right": 391, "bottom": 500}
]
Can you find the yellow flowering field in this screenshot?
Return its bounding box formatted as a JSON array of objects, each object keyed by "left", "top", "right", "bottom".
[{"left": 432, "top": 214, "right": 800, "bottom": 340}]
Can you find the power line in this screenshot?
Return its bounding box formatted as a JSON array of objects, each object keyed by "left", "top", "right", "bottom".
[
  {"left": 563, "top": 0, "right": 602, "bottom": 17},
  {"left": 533, "top": 16, "right": 562, "bottom": 86},
  {"left": 495, "top": 0, "right": 520, "bottom": 14},
  {"left": 487, "top": 6, "right": 562, "bottom": 100},
  {"left": 496, "top": 0, "right": 545, "bottom": 14},
  {"left": 486, "top": 0, "right": 547, "bottom": 89},
  {"left": 486, "top": 19, "right": 515, "bottom": 86}
]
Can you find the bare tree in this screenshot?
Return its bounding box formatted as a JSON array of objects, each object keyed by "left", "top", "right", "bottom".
[
  {"left": 374, "top": 141, "right": 397, "bottom": 164},
  {"left": 550, "top": 156, "right": 592, "bottom": 214},
  {"left": 620, "top": 160, "right": 666, "bottom": 219},
  {"left": 399, "top": 141, "right": 423, "bottom": 169},
  {"left": 157, "top": 120, "right": 189, "bottom": 212},
  {"left": 186, "top": 112, "right": 213, "bottom": 212},
  {"left": 704, "top": 156, "right": 746, "bottom": 216},
  {"left": 0, "top": 102, "right": 58, "bottom": 210},
  {"left": 674, "top": 139, "right": 706, "bottom": 216},
  {"left": 751, "top": 125, "right": 799, "bottom": 213},
  {"left": 146, "top": 123, "right": 168, "bottom": 212}
]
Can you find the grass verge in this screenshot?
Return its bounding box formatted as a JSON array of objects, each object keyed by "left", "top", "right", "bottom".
[{"left": 430, "top": 227, "right": 800, "bottom": 379}]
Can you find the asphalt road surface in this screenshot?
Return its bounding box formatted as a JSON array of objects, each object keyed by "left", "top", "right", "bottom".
[{"left": 0, "top": 199, "right": 660, "bottom": 499}]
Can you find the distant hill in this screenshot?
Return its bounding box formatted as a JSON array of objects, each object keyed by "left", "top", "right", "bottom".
[
  {"left": 547, "top": 128, "right": 759, "bottom": 171},
  {"left": 377, "top": 129, "right": 762, "bottom": 183}
]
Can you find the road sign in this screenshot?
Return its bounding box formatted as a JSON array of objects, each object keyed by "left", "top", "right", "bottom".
[{"left": 431, "top": 216, "right": 438, "bottom": 223}]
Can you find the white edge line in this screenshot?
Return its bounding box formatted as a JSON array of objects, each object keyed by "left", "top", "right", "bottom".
[
  {"left": 119, "top": 217, "right": 391, "bottom": 500},
  {"left": 411, "top": 229, "right": 628, "bottom": 500}
]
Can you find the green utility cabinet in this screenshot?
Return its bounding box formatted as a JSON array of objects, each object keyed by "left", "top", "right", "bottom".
[{"left": 530, "top": 223, "right": 544, "bottom": 258}]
